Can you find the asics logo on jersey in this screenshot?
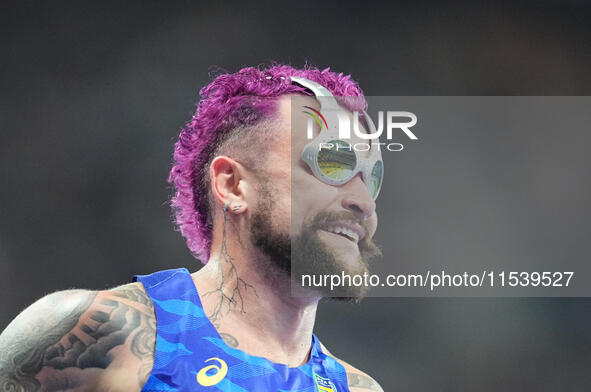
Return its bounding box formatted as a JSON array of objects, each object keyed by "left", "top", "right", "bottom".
[{"left": 196, "top": 357, "right": 228, "bottom": 386}]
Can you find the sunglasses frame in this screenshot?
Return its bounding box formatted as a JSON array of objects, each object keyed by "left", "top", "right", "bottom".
[{"left": 291, "top": 76, "right": 384, "bottom": 200}]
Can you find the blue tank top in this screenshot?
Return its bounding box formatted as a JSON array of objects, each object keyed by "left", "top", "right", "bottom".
[{"left": 133, "top": 268, "right": 350, "bottom": 392}]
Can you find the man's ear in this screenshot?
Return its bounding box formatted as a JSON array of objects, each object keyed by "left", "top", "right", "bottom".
[{"left": 210, "top": 156, "right": 249, "bottom": 214}]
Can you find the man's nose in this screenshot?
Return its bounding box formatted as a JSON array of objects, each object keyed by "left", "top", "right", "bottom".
[{"left": 340, "top": 175, "right": 376, "bottom": 220}]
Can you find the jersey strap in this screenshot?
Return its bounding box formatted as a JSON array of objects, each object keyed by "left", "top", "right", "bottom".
[{"left": 133, "top": 268, "right": 350, "bottom": 392}]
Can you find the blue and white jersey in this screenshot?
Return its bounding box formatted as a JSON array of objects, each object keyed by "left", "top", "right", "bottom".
[{"left": 133, "top": 268, "right": 349, "bottom": 391}]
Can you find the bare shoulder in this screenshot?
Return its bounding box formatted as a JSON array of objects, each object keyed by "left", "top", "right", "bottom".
[
  {"left": 319, "top": 341, "right": 384, "bottom": 392},
  {"left": 0, "top": 282, "right": 156, "bottom": 392}
]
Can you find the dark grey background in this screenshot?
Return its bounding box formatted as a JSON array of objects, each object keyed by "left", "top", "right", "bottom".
[{"left": 2, "top": 0, "right": 590, "bottom": 390}]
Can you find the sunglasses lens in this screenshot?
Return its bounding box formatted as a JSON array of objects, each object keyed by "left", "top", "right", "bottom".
[
  {"left": 370, "top": 160, "right": 384, "bottom": 199},
  {"left": 317, "top": 140, "right": 357, "bottom": 182}
]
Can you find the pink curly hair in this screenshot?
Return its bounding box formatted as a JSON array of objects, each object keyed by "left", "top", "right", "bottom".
[{"left": 168, "top": 64, "right": 366, "bottom": 262}]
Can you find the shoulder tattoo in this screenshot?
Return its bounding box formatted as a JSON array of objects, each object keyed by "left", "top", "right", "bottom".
[
  {"left": 0, "top": 285, "right": 156, "bottom": 391},
  {"left": 348, "top": 372, "right": 384, "bottom": 391}
]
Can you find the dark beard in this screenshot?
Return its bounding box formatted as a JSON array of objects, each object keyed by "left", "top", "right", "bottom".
[
  {"left": 249, "top": 188, "right": 381, "bottom": 300},
  {"left": 250, "top": 207, "right": 291, "bottom": 275}
]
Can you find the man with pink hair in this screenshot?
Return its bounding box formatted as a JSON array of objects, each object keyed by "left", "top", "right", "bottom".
[{"left": 0, "top": 64, "right": 384, "bottom": 391}]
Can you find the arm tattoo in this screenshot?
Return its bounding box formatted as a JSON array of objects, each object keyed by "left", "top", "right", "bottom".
[
  {"left": 0, "top": 285, "right": 156, "bottom": 391},
  {"left": 349, "top": 373, "right": 383, "bottom": 391},
  {"left": 112, "top": 286, "right": 157, "bottom": 386},
  {"left": 0, "top": 292, "right": 96, "bottom": 392}
]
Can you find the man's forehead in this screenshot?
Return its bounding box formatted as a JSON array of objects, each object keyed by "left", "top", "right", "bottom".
[
  {"left": 278, "top": 94, "right": 372, "bottom": 153},
  {"left": 279, "top": 94, "right": 320, "bottom": 117}
]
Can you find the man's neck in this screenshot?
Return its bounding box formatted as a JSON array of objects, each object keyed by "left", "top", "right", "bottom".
[{"left": 192, "top": 247, "right": 320, "bottom": 367}]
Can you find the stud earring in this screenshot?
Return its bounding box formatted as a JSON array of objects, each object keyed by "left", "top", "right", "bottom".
[
  {"left": 232, "top": 205, "right": 241, "bottom": 211},
  {"left": 223, "top": 201, "right": 231, "bottom": 212}
]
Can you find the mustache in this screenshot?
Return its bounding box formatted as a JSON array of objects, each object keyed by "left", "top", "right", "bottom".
[{"left": 309, "top": 211, "right": 382, "bottom": 260}]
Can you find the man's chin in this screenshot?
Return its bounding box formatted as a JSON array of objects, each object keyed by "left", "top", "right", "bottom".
[
  {"left": 290, "top": 275, "right": 370, "bottom": 301},
  {"left": 289, "top": 233, "right": 371, "bottom": 300}
]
